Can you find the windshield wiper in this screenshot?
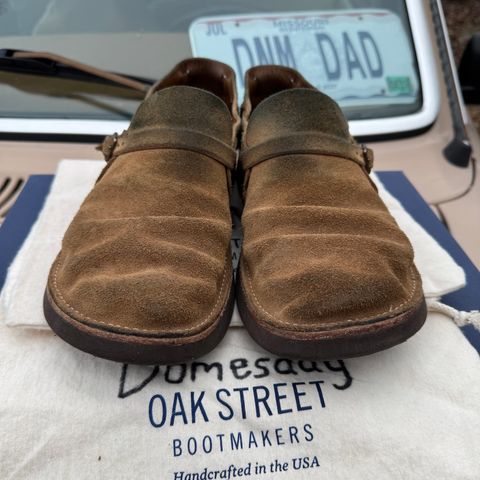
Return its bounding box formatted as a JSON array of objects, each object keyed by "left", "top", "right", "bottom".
[{"left": 0, "top": 48, "right": 153, "bottom": 94}]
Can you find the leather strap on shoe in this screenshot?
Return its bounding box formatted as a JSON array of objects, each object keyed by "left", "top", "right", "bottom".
[
  {"left": 240, "top": 133, "right": 374, "bottom": 173},
  {"left": 98, "top": 128, "right": 237, "bottom": 170}
]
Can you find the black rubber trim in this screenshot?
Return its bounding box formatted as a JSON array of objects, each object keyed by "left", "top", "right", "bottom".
[
  {"left": 355, "top": 123, "right": 433, "bottom": 144},
  {"left": 0, "top": 132, "right": 104, "bottom": 143}
]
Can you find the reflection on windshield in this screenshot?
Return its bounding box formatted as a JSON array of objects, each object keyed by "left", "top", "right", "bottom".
[
  {"left": 0, "top": 0, "right": 409, "bottom": 34},
  {"left": 0, "top": 0, "right": 419, "bottom": 122}
]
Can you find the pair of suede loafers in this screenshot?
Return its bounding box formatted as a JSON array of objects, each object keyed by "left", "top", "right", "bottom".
[{"left": 44, "top": 58, "right": 427, "bottom": 365}]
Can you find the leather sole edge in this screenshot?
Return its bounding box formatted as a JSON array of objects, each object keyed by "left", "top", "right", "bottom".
[
  {"left": 43, "top": 281, "right": 234, "bottom": 365},
  {"left": 236, "top": 278, "right": 427, "bottom": 360}
]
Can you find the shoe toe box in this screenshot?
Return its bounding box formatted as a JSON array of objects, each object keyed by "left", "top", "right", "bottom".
[
  {"left": 241, "top": 233, "right": 423, "bottom": 331},
  {"left": 50, "top": 217, "right": 232, "bottom": 337}
]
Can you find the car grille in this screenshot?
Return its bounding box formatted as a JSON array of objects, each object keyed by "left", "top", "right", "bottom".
[{"left": 0, "top": 176, "right": 25, "bottom": 223}]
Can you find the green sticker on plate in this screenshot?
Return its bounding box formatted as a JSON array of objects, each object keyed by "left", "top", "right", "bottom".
[{"left": 386, "top": 76, "right": 413, "bottom": 95}]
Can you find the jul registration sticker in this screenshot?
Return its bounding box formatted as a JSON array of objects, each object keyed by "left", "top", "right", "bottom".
[{"left": 189, "top": 10, "right": 418, "bottom": 106}]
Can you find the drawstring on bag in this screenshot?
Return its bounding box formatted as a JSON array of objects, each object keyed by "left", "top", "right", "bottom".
[{"left": 427, "top": 299, "right": 480, "bottom": 330}]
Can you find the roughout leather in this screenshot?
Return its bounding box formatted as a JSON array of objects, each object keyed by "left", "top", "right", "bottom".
[
  {"left": 47, "top": 59, "right": 239, "bottom": 337},
  {"left": 238, "top": 65, "right": 424, "bottom": 332}
]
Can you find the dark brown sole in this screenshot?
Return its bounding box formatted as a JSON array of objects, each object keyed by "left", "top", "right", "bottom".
[
  {"left": 44, "top": 281, "right": 234, "bottom": 365},
  {"left": 237, "top": 278, "right": 427, "bottom": 360}
]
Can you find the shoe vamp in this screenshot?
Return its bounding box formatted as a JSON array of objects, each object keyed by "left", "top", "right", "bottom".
[
  {"left": 52, "top": 149, "right": 231, "bottom": 335},
  {"left": 241, "top": 155, "right": 421, "bottom": 329}
]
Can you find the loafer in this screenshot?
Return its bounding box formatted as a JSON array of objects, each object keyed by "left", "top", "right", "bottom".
[
  {"left": 236, "top": 65, "right": 427, "bottom": 359},
  {"left": 44, "top": 58, "right": 240, "bottom": 364}
]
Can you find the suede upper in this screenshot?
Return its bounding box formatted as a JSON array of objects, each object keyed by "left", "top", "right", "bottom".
[
  {"left": 239, "top": 66, "right": 424, "bottom": 331},
  {"left": 48, "top": 59, "right": 238, "bottom": 337}
]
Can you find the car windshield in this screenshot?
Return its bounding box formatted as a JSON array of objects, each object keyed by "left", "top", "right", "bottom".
[{"left": 0, "top": 0, "right": 420, "bottom": 123}]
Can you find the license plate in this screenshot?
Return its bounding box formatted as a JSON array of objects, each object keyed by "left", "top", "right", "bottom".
[{"left": 189, "top": 10, "right": 418, "bottom": 106}]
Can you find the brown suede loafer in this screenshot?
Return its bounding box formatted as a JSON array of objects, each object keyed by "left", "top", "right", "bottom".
[
  {"left": 237, "top": 65, "right": 427, "bottom": 360},
  {"left": 44, "top": 59, "right": 239, "bottom": 364}
]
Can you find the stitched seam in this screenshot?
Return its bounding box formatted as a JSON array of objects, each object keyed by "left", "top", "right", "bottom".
[
  {"left": 52, "top": 252, "right": 230, "bottom": 335},
  {"left": 112, "top": 145, "right": 235, "bottom": 170},
  {"left": 241, "top": 205, "right": 387, "bottom": 218},
  {"left": 241, "top": 144, "right": 363, "bottom": 162},
  {"left": 242, "top": 259, "right": 418, "bottom": 328},
  {"left": 241, "top": 150, "right": 365, "bottom": 172},
  {"left": 79, "top": 215, "right": 231, "bottom": 224}
]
